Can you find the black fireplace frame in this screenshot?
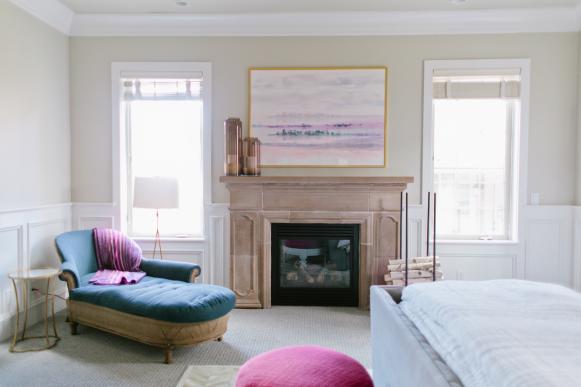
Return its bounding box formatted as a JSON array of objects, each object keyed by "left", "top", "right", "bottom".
[{"left": 271, "top": 223, "right": 359, "bottom": 306}]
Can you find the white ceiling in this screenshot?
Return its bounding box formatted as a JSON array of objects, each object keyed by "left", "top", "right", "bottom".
[{"left": 58, "top": 0, "right": 581, "bottom": 14}]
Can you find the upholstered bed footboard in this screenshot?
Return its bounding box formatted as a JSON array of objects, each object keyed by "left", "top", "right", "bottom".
[
  {"left": 67, "top": 300, "right": 229, "bottom": 362},
  {"left": 370, "top": 286, "right": 463, "bottom": 387}
]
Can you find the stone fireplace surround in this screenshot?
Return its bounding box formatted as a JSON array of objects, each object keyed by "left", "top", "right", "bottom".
[{"left": 220, "top": 176, "right": 413, "bottom": 309}]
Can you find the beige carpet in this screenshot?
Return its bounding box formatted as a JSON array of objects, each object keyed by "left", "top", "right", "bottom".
[{"left": 0, "top": 306, "right": 370, "bottom": 387}]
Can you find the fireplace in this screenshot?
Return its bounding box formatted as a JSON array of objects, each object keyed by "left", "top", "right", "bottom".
[
  {"left": 271, "top": 223, "right": 359, "bottom": 306},
  {"left": 220, "top": 176, "right": 413, "bottom": 309}
]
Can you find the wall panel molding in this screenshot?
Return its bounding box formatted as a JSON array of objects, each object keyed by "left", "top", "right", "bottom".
[
  {"left": 78, "top": 216, "right": 114, "bottom": 229},
  {"left": 525, "top": 206, "right": 574, "bottom": 287},
  {"left": 26, "top": 218, "right": 68, "bottom": 269},
  {"left": 210, "top": 213, "right": 228, "bottom": 286},
  {"left": 72, "top": 202, "right": 229, "bottom": 285},
  {"left": 0, "top": 203, "right": 72, "bottom": 341},
  {"left": 572, "top": 207, "right": 581, "bottom": 291},
  {"left": 72, "top": 202, "right": 117, "bottom": 230},
  {"left": 439, "top": 253, "right": 518, "bottom": 280},
  {"left": 408, "top": 204, "right": 577, "bottom": 287},
  {"left": 0, "top": 225, "right": 24, "bottom": 270},
  {"left": 69, "top": 202, "right": 580, "bottom": 292}
]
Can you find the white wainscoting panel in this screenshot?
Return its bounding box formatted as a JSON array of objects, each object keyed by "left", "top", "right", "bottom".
[
  {"left": 0, "top": 204, "right": 72, "bottom": 341},
  {"left": 72, "top": 202, "right": 229, "bottom": 286},
  {"left": 27, "top": 219, "right": 68, "bottom": 269},
  {"left": 406, "top": 204, "right": 576, "bottom": 288},
  {"left": 525, "top": 206, "right": 574, "bottom": 288},
  {"left": 141, "top": 248, "right": 204, "bottom": 264},
  {"left": 0, "top": 226, "right": 23, "bottom": 329},
  {"left": 407, "top": 206, "right": 424, "bottom": 259},
  {"left": 208, "top": 203, "right": 229, "bottom": 287},
  {"left": 439, "top": 254, "right": 517, "bottom": 281},
  {"left": 574, "top": 207, "right": 581, "bottom": 291},
  {"left": 70, "top": 202, "right": 579, "bottom": 296},
  {"left": 72, "top": 202, "right": 116, "bottom": 230}
]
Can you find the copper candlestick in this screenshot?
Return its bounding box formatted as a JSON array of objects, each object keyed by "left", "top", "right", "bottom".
[
  {"left": 243, "top": 137, "right": 261, "bottom": 176},
  {"left": 224, "top": 118, "right": 243, "bottom": 176}
]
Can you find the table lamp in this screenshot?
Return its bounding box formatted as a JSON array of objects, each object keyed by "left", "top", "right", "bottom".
[{"left": 133, "top": 176, "right": 179, "bottom": 259}]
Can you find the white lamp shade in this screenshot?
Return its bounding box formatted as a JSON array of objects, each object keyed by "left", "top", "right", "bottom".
[{"left": 133, "top": 176, "right": 179, "bottom": 209}]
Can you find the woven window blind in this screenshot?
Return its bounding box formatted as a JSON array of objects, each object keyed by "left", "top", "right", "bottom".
[
  {"left": 433, "top": 68, "right": 521, "bottom": 99},
  {"left": 122, "top": 76, "right": 203, "bottom": 101}
]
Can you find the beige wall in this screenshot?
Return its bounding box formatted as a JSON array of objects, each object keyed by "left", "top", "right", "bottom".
[
  {"left": 0, "top": 2, "right": 70, "bottom": 210},
  {"left": 69, "top": 33, "right": 579, "bottom": 205}
]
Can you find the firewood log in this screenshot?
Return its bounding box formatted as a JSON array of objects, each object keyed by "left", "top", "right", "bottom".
[
  {"left": 389, "top": 257, "right": 438, "bottom": 265},
  {"left": 388, "top": 262, "right": 441, "bottom": 271}
]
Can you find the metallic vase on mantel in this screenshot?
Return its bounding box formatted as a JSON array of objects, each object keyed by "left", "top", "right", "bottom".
[
  {"left": 243, "top": 137, "right": 261, "bottom": 176},
  {"left": 224, "top": 118, "right": 243, "bottom": 176}
]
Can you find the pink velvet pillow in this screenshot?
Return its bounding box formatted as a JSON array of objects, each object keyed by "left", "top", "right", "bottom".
[{"left": 236, "top": 345, "right": 373, "bottom": 387}]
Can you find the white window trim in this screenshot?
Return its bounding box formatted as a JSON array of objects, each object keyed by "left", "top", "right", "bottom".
[
  {"left": 111, "top": 62, "right": 212, "bottom": 240},
  {"left": 422, "top": 59, "right": 530, "bottom": 244}
]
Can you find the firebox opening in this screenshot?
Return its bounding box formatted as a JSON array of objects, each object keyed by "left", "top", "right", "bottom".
[{"left": 271, "top": 223, "right": 359, "bottom": 306}]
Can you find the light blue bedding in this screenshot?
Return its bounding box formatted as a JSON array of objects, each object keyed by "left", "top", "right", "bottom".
[{"left": 400, "top": 280, "right": 581, "bottom": 387}]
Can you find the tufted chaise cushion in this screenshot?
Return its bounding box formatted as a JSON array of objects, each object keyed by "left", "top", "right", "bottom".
[{"left": 69, "top": 276, "right": 236, "bottom": 323}]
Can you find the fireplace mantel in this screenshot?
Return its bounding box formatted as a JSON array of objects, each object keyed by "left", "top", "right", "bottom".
[
  {"left": 220, "top": 175, "right": 414, "bottom": 309},
  {"left": 220, "top": 176, "right": 413, "bottom": 189}
]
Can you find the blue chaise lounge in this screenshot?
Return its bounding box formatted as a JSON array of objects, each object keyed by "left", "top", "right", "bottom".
[{"left": 55, "top": 230, "right": 236, "bottom": 363}]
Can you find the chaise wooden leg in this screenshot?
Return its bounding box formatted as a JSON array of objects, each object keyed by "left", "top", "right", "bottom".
[
  {"left": 215, "top": 336, "right": 223, "bottom": 342},
  {"left": 164, "top": 346, "right": 173, "bottom": 364},
  {"left": 70, "top": 322, "right": 78, "bottom": 335}
]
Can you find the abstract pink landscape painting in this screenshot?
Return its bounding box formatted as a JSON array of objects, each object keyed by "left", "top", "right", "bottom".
[{"left": 249, "top": 67, "right": 387, "bottom": 167}]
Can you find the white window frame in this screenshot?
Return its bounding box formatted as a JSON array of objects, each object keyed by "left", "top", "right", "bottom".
[
  {"left": 111, "top": 62, "right": 212, "bottom": 240},
  {"left": 422, "top": 59, "right": 530, "bottom": 244}
]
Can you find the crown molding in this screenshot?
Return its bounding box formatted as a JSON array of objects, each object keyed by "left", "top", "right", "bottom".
[
  {"left": 8, "top": 1, "right": 581, "bottom": 37},
  {"left": 8, "top": 0, "right": 73, "bottom": 35},
  {"left": 69, "top": 8, "right": 579, "bottom": 37}
]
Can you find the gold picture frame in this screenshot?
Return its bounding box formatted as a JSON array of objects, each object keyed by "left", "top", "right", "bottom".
[{"left": 249, "top": 66, "right": 388, "bottom": 168}]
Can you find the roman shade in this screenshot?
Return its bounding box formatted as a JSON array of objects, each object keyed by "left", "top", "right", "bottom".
[
  {"left": 433, "top": 68, "right": 521, "bottom": 99},
  {"left": 122, "top": 74, "right": 203, "bottom": 101}
]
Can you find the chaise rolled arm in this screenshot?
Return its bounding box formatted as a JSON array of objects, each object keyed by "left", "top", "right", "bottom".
[
  {"left": 140, "top": 258, "right": 201, "bottom": 283},
  {"left": 60, "top": 260, "right": 80, "bottom": 290}
]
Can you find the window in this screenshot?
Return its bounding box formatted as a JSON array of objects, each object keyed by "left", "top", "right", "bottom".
[
  {"left": 114, "top": 64, "right": 211, "bottom": 239},
  {"left": 424, "top": 61, "right": 529, "bottom": 241},
  {"left": 434, "top": 98, "right": 515, "bottom": 239}
]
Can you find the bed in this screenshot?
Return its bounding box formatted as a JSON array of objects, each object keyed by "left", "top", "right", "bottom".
[{"left": 370, "top": 280, "right": 581, "bottom": 387}]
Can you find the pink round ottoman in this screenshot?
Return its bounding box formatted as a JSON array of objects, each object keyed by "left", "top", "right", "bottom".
[{"left": 235, "top": 345, "right": 373, "bottom": 387}]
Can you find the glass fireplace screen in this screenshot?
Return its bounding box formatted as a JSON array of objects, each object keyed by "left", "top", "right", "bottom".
[
  {"left": 279, "top": 238, "right": 352, "bottom": 288},
  {"left": 271, "top": 223, "right": 359, "bottom": 306}
]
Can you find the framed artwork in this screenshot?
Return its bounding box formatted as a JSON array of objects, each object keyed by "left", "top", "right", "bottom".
[{"left": 249, "top": 67, "right": 387, "bottom": 168}]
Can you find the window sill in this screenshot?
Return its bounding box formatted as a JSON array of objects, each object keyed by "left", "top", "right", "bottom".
[
  {"left": 132, "top": 236, "right": 206, "bottom": 243},
  {"left": 435, "top": 239, "right": 518, "bottom": 245}
]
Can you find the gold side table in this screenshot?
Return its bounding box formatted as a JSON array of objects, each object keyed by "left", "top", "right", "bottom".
[{"left": 8, "top": 268, "right": 61, "bottom": 352}]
